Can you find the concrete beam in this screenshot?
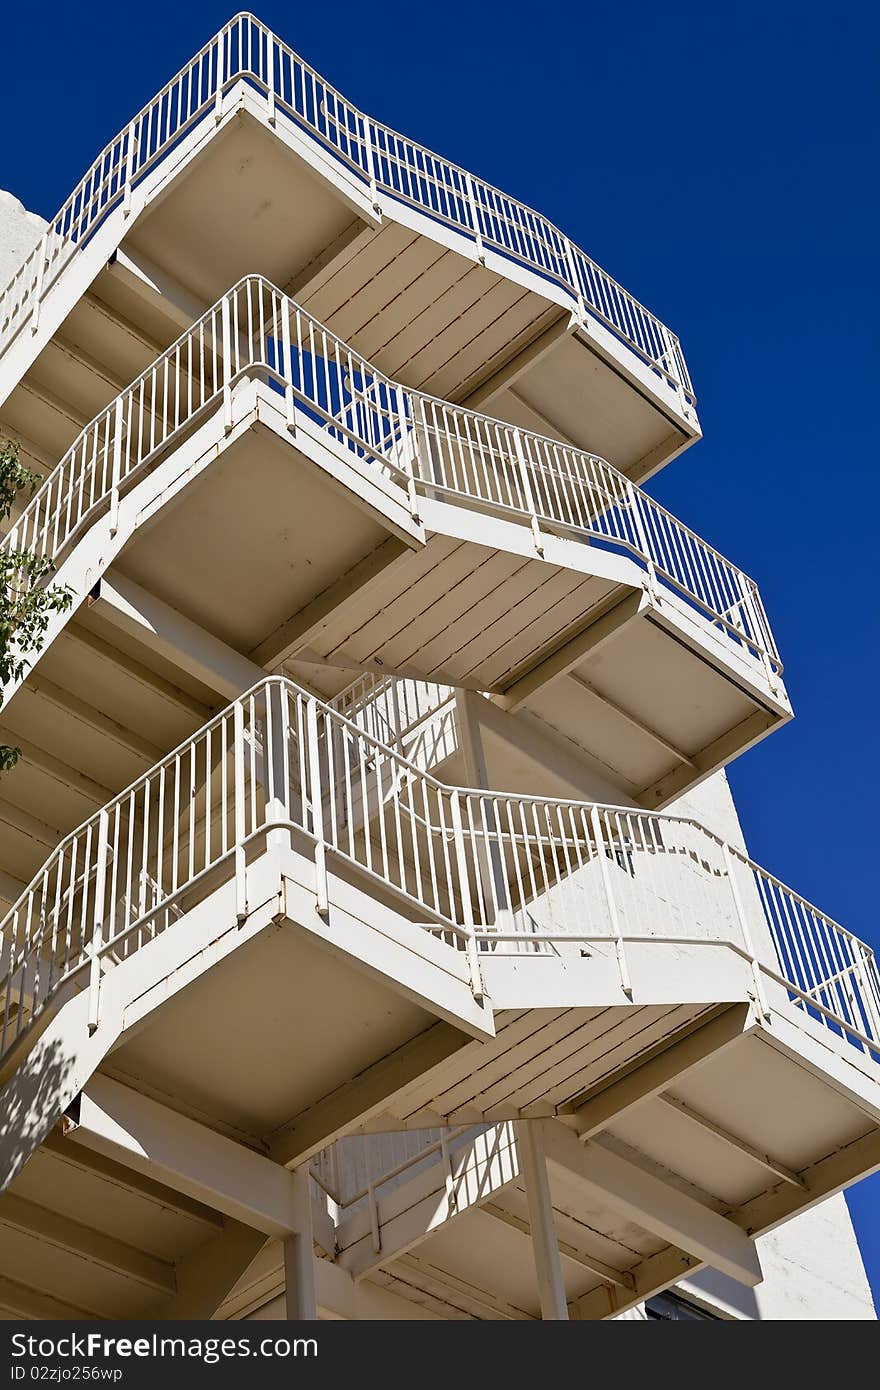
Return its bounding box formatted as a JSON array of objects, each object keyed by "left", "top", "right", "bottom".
[
  {"left": 539, "top": 1119, "right": 762, "bottom": 1288},
  {"left": 459, "top": 313, "right": 570, "bottom": 413},
  {"left": 638, "top": 709, "right": 777, "bottom": 809},
  {"left": 64, "top": 1076, "right": 314, "bottom": 1240},
  {"left": 0, "top": 1272, "right": 97, "bottom": 1320},
  {"left": 41, "top": 1132, "right": 224, "bottom": 1233},
  {"left": 0, "top": 729, "right": 114, "bottom": 807},
  {"left": 0, "top": 1191, "right": 176, "bottom": 1296},
  {"left": 482, "top": 1201, "right": 634, "bottom": 1291},
  {"left": 161, "top": 1222, "right": 266, "bottom": 1319},
  {"left": 657, "top": 1093, "right": 808, "bottom": 1192},
  {"left": 0, "top": 796, "right": 63, "bottom": 851},
  {"left": 65, "top": 622, "right": 214, "bottom": 721},
  {"left": 565, "top": 1005, "right": 752, "bottom": 1138},
  {"left": 107, "top": 247, "right": 209, "bottom": 333},
  {"left": 497, "top": 591, "right": 643, "bottom": 712},
  {"left": 24, "top": 673, "right": 165, "bottom": 766},
  {"left": 250, "top": 537, "right": 412, "bottom": 670},
  {"left": 269, "top": 1023, "right": 468, "bottom": 1167},
  {"left": 284, "top": 219, "right": 374, "bottom": 302},
  {"left": 91, "top": 573, "right": 264, "bottom": 702}
]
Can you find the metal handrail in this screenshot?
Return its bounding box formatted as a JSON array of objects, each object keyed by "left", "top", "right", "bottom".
[
  {"left": 0, "top": 13, "right": 695, "bottom": 412},
  {"left": 2, "top": 277, "right": 779, "bottom": 679},
  {"left": 1, "top": 675, "right": 875, "bottom": 1073}
]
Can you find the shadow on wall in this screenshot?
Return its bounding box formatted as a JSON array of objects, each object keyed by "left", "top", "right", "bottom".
[{"left": 0, "top": 1032, "right": 79, "bottom": 1193}]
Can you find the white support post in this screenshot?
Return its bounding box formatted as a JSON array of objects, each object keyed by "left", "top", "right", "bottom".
[
  {"left": 440, "top": 1129, "right": 459, "bottom": 1219},
  {"left": 265, "top": 682, "right": 292, "bottom": 854},
  {"left": 722, "top": 843, "right": 771, "bottom": 1021},
  {"left": 855, "top": 946, "right": 880, "bottom": 1045},
  {"left": 464, "top": 171, "right": 486, "bottom": 264},
  {"left": 87, "top": 810, "right": 110, "bottom": 1035},
  {"left": 280, "top": 299, "right": 295, "bottom": 432},
  {"left": 109, "top": 398, "right": 123, "bottom": 537},
  {"left": 233, "top": 700, "right": 247, "bottom": 923},
  {"left": 122, "top": 122, "right": 137, "bottom": 217},
  {"left": 589, "top": 806, "right": 632, "bottom": 998},
  {"left": 283, "top": 1167, "right": 317, "bottom": 1320},
  {"left": 454, "top": 690, "right": 511, "bottom": 945},
  {"left": 661, "top": 325, "right": 690, "bottom": 419},
  {"left": 214, "top": 30, "right": 226, "bottom": 123},
  {"left": 394, "top": 386, "right": 419, "bottom": 521},
  {"left": 627, "top": 481, "right": 658, "bottom": 603},
  {"left": 511, "top": 428, "right": 544, "bottom": 557},
  {"left": 306, "top": 700, "right": 329, "bottom": 916},
  {"left": 516, "top": 1121, "right": 569, "bottom": 1320},
  {"left": 450, "top": 790, "right": 484, "bottom": 1001},
  {"left": 361, "top": 117, "right": 379, "bottom": 212},
  {"left": 266, "top": 37, "right": 276, "bottom": 127},
  {"left": 562, "top": 235, "right": 587, "bottom": 325},
  {"left": 221, "top": 295, "right": 233, "bottom": 433},
  {"left": 30, "top": 233, "right": 49, "bottom": 336}
]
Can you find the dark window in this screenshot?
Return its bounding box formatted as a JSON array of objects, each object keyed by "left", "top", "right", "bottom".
[{"left": 645, "top": 1291, "right": 719, "bottom": 1321}]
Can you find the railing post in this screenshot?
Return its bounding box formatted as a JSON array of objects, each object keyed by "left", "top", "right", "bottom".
[
  {"left": 214, "top": 28, "right": 226, "bottom": 123},
  {"left": 233, "top": 699, "right": 247, "bottom": 923},
  {"left": 394, "top": 387, "right": 419, "bottom": 521},
  {"left": 722, "top": 843, "right": 771, "bottom": 1022},
  {"left": 414, "top": 395, "right": 439, "bottom": 488},
  {"left": 30, "top": 233, "right": 49, "bottom": 336},
  {"left": 109, "top": 398, "right": 123, "bottom": 537},
  {"left": 511, "top": 429, "right": 544, "bottom": 557},
  {"left": 221, "top": 294, "right": 233, "bottom": 433},
  {"left": 589, "top": 806, "right": 632, "bottom": 998},
  {"left": 306, "top": 699, "right": 329, "bottom": 916},
  {"left": 266, "top": 681, "right": 292, "bottom": 855},
  {"left": 562, "top": 235, "right": 587, "bottom": 326},
  {"left": 661, "top": 325, "right": 690, "bottom": 419},
  {"left": 450, "top": 791, "right": 484, "bottom": 1002},
  {"left": 853, "top": 945, "right": 880, "bottom": 1048},
  {"left": 87, "top": 809, "right": 110, "bottom": 1034},
  {"left": 266, "top": 36, "right": 276, "bottom": 127},
  {"left": 736, "top": 573, "right": 776, "bottom": 690},
  {"left": 361, "top": 118, "right": 380, "bottom": 213},
  {"left": 122, "top": 122, "right": 137, "bottom": 217},
  {"left": 627, "top": 480, "right": 658, "bottom": 603},
  {"left": 280, "top": 298, "right": 295, "bottom": 432},
  {"left": 464, "top": 172, "right": 486, "bottom": 265}
]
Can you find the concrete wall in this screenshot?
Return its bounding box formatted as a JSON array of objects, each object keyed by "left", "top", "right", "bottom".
[{"left": 0, "top": 190, "right": 46, "bottom": 289}]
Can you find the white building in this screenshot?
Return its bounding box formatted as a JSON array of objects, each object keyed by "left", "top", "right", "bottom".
[{"left": 0, "top": 14, "right": 875, "bottom": 1321}]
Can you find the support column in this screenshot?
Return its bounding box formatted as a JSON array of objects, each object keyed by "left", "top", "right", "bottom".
[
  {"left": 283, "top": 1166, "right": 317, "bottom": 1320},
  {"left": 264, "top": 680, "right": 292, "bottom": 855},
  {"left": 454, "top": 690, "right": 511, "bottom": 934},
  {"left": 516, "top": 1121, "right": 569, "bottom": 1320}
]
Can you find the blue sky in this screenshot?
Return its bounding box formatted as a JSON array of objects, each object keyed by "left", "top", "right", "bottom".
[{"left": 2, "top": 0, "right": 878, "bottom": 1308}]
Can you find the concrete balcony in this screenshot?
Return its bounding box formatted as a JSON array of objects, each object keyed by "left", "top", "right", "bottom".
[
  {"left": 0, "top": 676, "right": 877, "bottom": 1319},
  {"left": 0, "top": 278, "right": 787, "bottom": 915},
  {"left": 0, "top": 14, "right": 698, "bottom": 485}
]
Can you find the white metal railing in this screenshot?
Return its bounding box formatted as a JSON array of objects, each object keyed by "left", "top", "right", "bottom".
[
  {"left": 1, "top": 277, "right": 779, "bottom": 679},
  {"left": 331, "top": 673, "right": 454, "bottom": 756},
  {"left": 1, "top": 676, "right": 876, "bottom": 1073},
  {"left": 0, "top": 13, "right": 695, "bottom": 413}
]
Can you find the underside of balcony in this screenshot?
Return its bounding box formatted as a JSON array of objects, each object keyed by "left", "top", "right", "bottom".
[
  {"left": 1, "top": 842, "right": 878, "bottom": 1320},
  {"left": 0, "top": 71, "right": 699, "bottom": 486},
  {"left": 0, "top": 343, "right": 788, "bottom": 895}
]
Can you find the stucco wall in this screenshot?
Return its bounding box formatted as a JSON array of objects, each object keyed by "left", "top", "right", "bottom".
[{"left": 0, "top": 189, "right": 46, "bottom": 288}]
